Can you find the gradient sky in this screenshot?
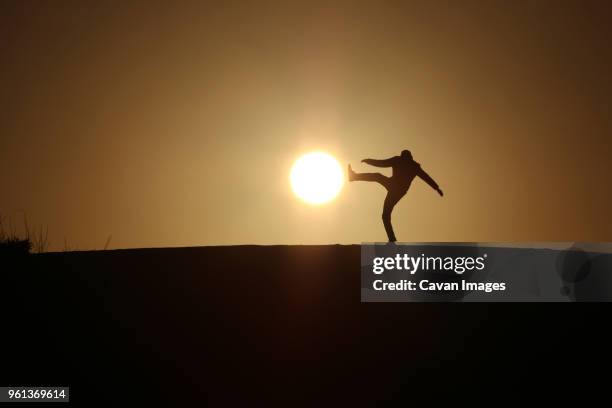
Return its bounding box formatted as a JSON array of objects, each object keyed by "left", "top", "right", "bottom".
[{"left": 1, "top": 1, "right": 611, "bottom": 250}]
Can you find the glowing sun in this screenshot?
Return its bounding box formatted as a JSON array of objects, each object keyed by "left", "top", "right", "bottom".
[{"left": 290, "top": 152, "right": 344, "bottom": 205}]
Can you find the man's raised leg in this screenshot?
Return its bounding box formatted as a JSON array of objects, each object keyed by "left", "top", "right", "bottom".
[{"left": 348, "top": 165, "right": 388, "bottom": 185}]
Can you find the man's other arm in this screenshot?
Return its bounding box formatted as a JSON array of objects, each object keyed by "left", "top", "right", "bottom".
[
  {"left": 417, "top": 166, "right": 444, "bottom": 196},
  {"left": 361, "top": 157, "right": 397, "bottom": 168}
]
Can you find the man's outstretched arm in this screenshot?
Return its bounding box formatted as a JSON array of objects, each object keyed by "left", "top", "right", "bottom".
[
  {"left": 361, "top": 157, "right": 396, "bottom": 168},
  {"left": 417, "top": 167, "right": 444, "bottom": 197}
]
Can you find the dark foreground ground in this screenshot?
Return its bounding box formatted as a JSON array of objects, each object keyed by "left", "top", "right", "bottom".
[{"left": 0, "top": 245, "right": 609, "bottom": 405}]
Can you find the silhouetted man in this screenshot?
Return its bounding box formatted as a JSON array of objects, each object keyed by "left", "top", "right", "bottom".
[{"left": 349, "top": 150, "right": 443, "bottom": 242}]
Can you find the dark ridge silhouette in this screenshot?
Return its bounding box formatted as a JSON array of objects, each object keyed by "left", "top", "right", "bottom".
[
  {"left": 349, "top": 150, "right": 443, "bottom": 242},
  {"left": 0, "top": 245, "right": 603, "bottom": 405}
]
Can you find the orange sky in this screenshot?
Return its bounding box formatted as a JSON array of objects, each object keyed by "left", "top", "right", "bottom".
[{"left": 1, "top": 1, "right": 611, "bottom": 250}]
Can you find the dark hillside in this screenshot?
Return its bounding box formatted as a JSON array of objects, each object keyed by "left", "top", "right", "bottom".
[{"left": 0, "top": 245, "right": 604, "bottom": 405}]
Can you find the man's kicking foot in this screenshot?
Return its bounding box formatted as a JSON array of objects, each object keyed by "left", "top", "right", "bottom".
[{"left": 348, "top": 164, "right": 356, "bottom": 182}]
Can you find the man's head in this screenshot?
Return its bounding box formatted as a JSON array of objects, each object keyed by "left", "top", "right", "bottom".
[{"left": 401, "top": 149, "right": 412, "bottom": 160}]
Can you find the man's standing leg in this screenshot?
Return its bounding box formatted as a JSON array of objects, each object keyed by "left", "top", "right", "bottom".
[{"left": 382, "top": 190, "right": 404, "bottom": 242}]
